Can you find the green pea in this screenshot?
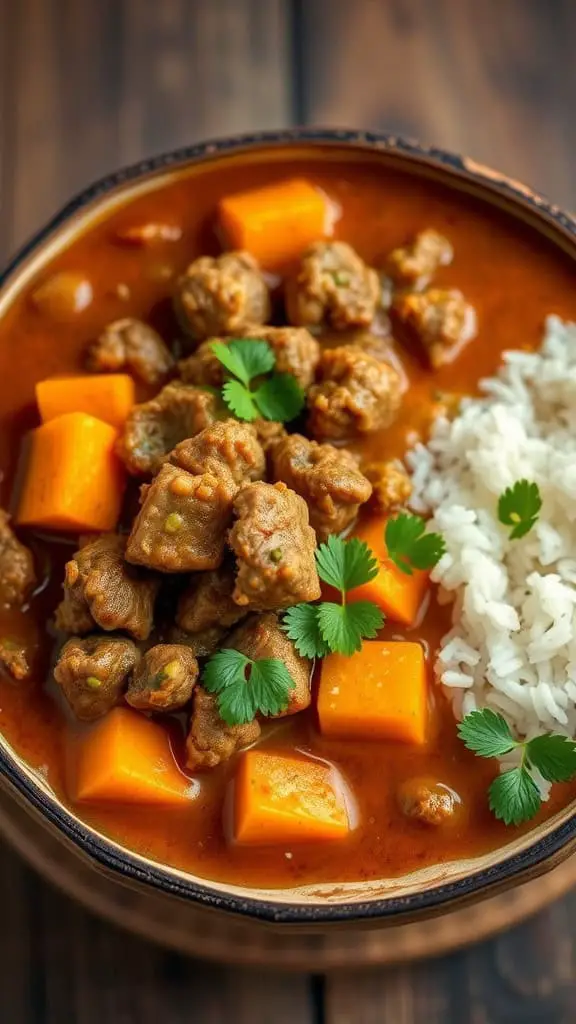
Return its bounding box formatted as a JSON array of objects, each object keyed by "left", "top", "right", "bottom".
[
  {"left": 270, "top": 547, "right": 283, "bottom": 563},
  {"left": 164, "top": 512, "right": 183, "bottom": 534},
  {"left": 86, "top": 676, "right": 102, "bottom": 690}
]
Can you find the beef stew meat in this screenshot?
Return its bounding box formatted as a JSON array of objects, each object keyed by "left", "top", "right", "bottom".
[
  {"left": 54, "top": 635, "right": 140, "bottom": 721},
  {"left": 118, "top": 381, "right": 221, "bottom": 476},
  {"left": 86, "top": 317, "right": 174, "bottom": 385},
  {"left": 271, "top": 432, "right": 372, "bottom": 540},
  {"left": 126, "top": 644, "right": 198, "bottom": 712},
  {"left": 3, "top": 147, "right": 576, "bottom": 892},
  {"left": 174, "top": 251, "right": 270, "bottom": 341}
]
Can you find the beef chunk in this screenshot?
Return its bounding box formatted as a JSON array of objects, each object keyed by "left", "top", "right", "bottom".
[
  {"left": 185, "top": 686, "right": 260, "bottom": 770},
  {"left": 55, "top": 534, "right": 158, "bottom": 640},
  {"left": 307, "top": 345, "right": 402, "bottom": 440},
  {"left": 54, "top": 635, "right": 140, "bottom": 721},
  {"left": 168, "top": 625, "right": 228, "bottom": 658},
  {"left": 0, "top": 510, "right": 35, "bottom": 607},
  {"left": 387, "top": 229, "right": 453, "bottom": 290},
  {"left": 176, "top": 563, "right": 246, "bottom": 633},
  {"left": 286, "top": 241, "right": 380, "bottom": 330},
  {"left": 363, "top": 460, "right": 412, "bottom": 515},
  {"left": 126, "top": 644, "right": 198, "bottom": 712},
  {"left": 397, "top": 778, "right": 461, "bottom": 827},
  {"left": 168, "top": 419, "right": 265, "bottom": 486},
  {"left": 394, "top": 288, "right": 477, "bottom": 368},
  {"left": 342, "top": 329, "right": 394, "bottom": 361},
  {"left": 271, "top": 433, "right": 372, "bottom": 540},
  {"left": 118, "top": 382, "right": 221, "bottom": 476},
  {"left": 126, "top": 464, "right": 234, "bottom": 572},
  {"left": 253, "top": 419, "right": 286, "bottom": 453},
  {"left": 226, "top": 613, "right": 311, "bottom": 716},
  {"left": 0, "top": 639, "right": 30, "bottom": 681},
  {"left": 179, "top": 324, "right": 320, "bottom": 390},
  {"left": 229, "top": 481, "right": 320, "bottom": 610},
  {"left": 174, "top": 251, "right": 270, "bottom": 341},
  {"left": 86, "top": 317, "right": 174, "bottom": 385}
]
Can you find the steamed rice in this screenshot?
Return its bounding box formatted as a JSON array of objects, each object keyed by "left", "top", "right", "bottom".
[{"left": 408, "top": 314, "right": 576, "bottom": 741}]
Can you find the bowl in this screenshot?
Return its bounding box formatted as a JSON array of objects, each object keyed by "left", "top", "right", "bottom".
[{"left": 1, "top": 129, "right": 576, "bottom": 958}]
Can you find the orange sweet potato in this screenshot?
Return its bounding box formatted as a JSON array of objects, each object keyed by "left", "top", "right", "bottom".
[
  {"left": 36, "top": 374, "right": 135, "bottom": 429},
  {"left": 71, "top": 707, "right": 193, "bottom": 806},
  {"left": 351, "top": 516, "right": 429, "bottom": 627},
  {"left": 234, "top": 750, "right": 351, "bottom": 845},
  {"left": 218, "top": 178, "right": 330, "bottom": 268},
  {"left": 16, "top": 412, "right": 125, "bottom": 532},
  {"left": 318, "top": 641, "right": 428, "bottom": 745}
]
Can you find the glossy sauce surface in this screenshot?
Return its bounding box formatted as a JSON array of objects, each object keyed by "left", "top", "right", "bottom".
[{"left": 2, "top": 148, "right": 576, "bottom": 888}]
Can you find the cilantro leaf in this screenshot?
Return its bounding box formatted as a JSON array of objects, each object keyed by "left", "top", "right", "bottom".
[
  {"left": 316, "top": 535, "right": 379, "bottom": 593},
  {"left": 385, "top": 513, "right": 446, "bottom": 576},
  {"left": 211, "top": 338, "right": 274, "bottom": 387},
  {"left": 498, "top": 479, "right": 542, "bottom": 540},
  {"left": 282, "top": 604, "right": 330, "bottom": 659},
  {"left": 221, "top": 380, "right": 259, "bottom": 421},
  {"left": 202, "top": 648, "right": 294, "bottom": 725},
  {"left": 254, "top": 373, "right": 305, "bottom": 422},
  {"left": 526, "top": 733, "right": 576, "bottom": 783},
  {"left": 457, "top": 709, "right": 517, "bottom": 758},
  {"left": 488, "top": 767, "right": 541, "bottom": 826},
  {"left": 317, "top": 600, "right": 384, "bottom": 656}
]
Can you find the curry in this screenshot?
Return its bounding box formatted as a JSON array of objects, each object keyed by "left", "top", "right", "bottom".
[{"left": 1, "top": 147, "right": 576, "bottom": 889}]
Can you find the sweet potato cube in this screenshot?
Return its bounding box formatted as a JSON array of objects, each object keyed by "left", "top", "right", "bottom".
[
  {"left": 234, "top": 750, "right": 351, "bottom": 845},
  {"left": 218, "top": 178, "right": 330, "bottom": 268},
  {"left": 15, "top": 412, "right": 125, "bottom": 532},
  {"left": 71, "top": 707, "right": 193, "bottom": 806},
  {"left": 350, "top": 516, "right": 429, "bottom": 626},
  {"left": 318, "top": 641, "right": 428, "bottom": 745},
  {"left": 36, "top": 374, "right": 135, "bottom": 429}
]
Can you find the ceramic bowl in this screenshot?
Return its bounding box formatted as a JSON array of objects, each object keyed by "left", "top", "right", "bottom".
[{"left": 1, "top": 129, "right": 576, "bottom": 949}]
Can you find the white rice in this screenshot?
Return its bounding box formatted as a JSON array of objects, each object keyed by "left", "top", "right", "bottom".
[{"left": 408, "top": 314, "right": 576, "bottom": 742}]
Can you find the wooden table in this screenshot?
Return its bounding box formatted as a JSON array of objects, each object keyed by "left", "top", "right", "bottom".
[{"left": 1, "top": 1, "right": 576, "bottom": 1019}]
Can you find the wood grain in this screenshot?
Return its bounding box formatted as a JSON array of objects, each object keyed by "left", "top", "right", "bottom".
[{"left": 298, "top": 0, "right": 576, "bottom": 210}]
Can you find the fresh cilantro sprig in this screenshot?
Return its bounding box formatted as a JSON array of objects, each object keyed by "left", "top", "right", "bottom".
[
  {"left": 385, "top": 513, "right": 446, "bottom": 576},
  {"left": 458, "top": 708, "right": 576, "bottom": 826},
  {"left": 203, "top": 649, "right": 294, "bottom": 726},
  {"left": 283, "top": 535, "right": 384, "bottom": 658},
  {"left": 211, "top": 338, "right": 305, "bottom": 423},
  {"left": 497, "top": 479, "right": 542, "bottom": 540}
]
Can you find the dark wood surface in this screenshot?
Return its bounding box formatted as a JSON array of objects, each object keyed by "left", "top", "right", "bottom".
[{"left": 1, "top": 0, "right": 576, "bottom": 1020}]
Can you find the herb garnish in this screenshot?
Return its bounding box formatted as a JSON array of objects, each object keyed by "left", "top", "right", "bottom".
[
  {"left": 283, "top": 535, "right": 384, "bottom": 658},
  {"left": 385, "top": 513, "right": 446, "bottom": 576},
  {"left": 458, "top": 708, "right": 576, "bottom": 825},
  {"left": 211, "top": 338, "right": 305, "bottom": 423},
  {"left": 497, "top": 479, "right": 542, "bottom": 539},
  {"left": 203, "top": 649, "right": 295, "bottom": 726}
]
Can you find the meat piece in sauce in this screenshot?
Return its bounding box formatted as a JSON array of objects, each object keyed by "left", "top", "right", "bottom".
[
  {"left": 252, "top": 418, "right": 286, "bottom": 453},
  {"left": 185, "top": 686, "right": 260, "bottom": 770},
  {"left": 168, "top": 419, "right": 265, "bottom": 486},
  {"left": 386, "top": 229, "right": 453, "bottom": 291},
  {"left": 86, "top": 317, "right": 174, "bottom": 385},
  {"left": 55, "top": 534, "right": 158, "bottom": 641},
  {"left": 363, "top": 460, "right": 412, "bottom": 515},
  {"left": 229, "top": 481, "right": 321, "bottom": 610},
  {"left": 176, "top": 563, "right": 246, "bottom": 633},
  {"left": 118, "top": 382, "right": 221, "bottom": 476},
  {"left": 0, "top": 510, "right": 36, "bottom": 608},
  {"left": 126, "top": 644, "right": 198, "bottom": 712},
  {"left": 179, "top": 324, "right": 320, "bottom": 391},
  {"left": 286, "top": 241, "right": 380, "bottom": 330},
  {"left": 174, "top": 251, "right": 270, "bottom": 341},
  {"left": 397, "top": 778, "right": 461, "bottom": 826},
  {"left": 307, "top": 344, "right": 402, "bottom": 441},
  {"left": 54, "top": 635, "right": 140, "bottom": 721},
  {"left": 271, "top": 433, "right": 372, "bottom": 540},
  {"left": 0, "top": 639, "right": 30, "bottom": 681},
  {"left": 126, "top": 463, "right": 235, "bottom": 572},
  {"left": 226, "top": 613, "right": 312, "bottom": 716},
  {"left": 394, "top": 288, "right": 477, "bottom": 368},
  {"left": 168, "top": 625, "right": 228, "bottom": 659}
]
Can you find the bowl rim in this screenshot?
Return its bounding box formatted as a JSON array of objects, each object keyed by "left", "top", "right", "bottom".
[{"left": 2, "top": 125, "right": 576, "bottom": 926}]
